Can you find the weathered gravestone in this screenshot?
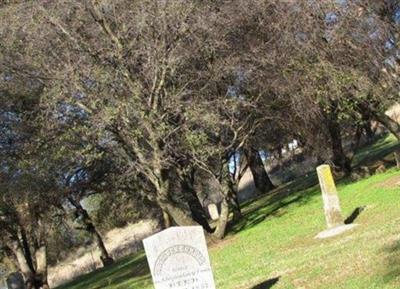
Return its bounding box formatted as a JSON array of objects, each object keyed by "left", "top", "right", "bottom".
[
  {"left": 317, "top": 164, "right": 344, "bottom": 228},
  {"left": 207, "top": 204, "right": 219, "bottom": 221},
  {"left": 6, "top": 272, "right": 25, "bottom": 289},
  {"left": 143, "top": 226, "right": 216, "bottom": 289},
  {"left": 315, "top": 164, "right": 358, "bottom": 239}
]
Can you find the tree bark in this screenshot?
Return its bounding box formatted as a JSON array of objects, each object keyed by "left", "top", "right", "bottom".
[
  {"left": 35, "top": 245, "right": 50, "bottom": 289},
  {"left": 244, "top": 146, "right": 275, "bottom": 195},
  {"left": 226, "top": 177, "right": 242, "bottom": 221},
  {"left": 359, "top": 105, "right": 375, "bottom": 143},
  {"left": 324, "top": 104, "right": 352, "bottom": 174},
  {"left": 161, "top": 208, "right": 172, "bottom": 228},
  {"left": 364, "top": 121, "right": 375, "bottom": 143},
  {"left": 371, "top": 109, "right": 400, "bottom": 140},
  {"left": 158, "top": 198, "right": 198, "bottom": 227},
  {"left": 212, "top": 165, "right": 233, "bottom": 240},
  {"left": 19, "top": 227, "right": 35, "bottom": 274},
  {"left": 212, "top": 198, "right": 229, "bottom": 240},
  {"left": 228, "top": 192, "right": 242, "bottom": 221},
  {"left": 351, "top": 125, "right": 363, "bottom": 151},
  {"left": 10, "top": 240, "right": 36, "bottom": 289},
  {"left": 394, "top": 150, "right": 400, "bottom": 169},
  {"left": 181, "top": 176, "right": 213, "bottom": 233},
  {"left": 368, "top": 107, "right": 400, "bottom": 169},
  {"left": 155, "top": 168, "right": 199, "bottom": 228},
  {"left": 68, "top": 197, "right": 114, "bottom": 267},
  {"left": 94, "top": 231, "right": 114, "bottom": 267}
]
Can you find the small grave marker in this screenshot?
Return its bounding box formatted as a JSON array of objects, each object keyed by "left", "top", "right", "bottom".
[
  {"left": 143, "top": 226, "right": 216, "bottom": 289},
  {"left": 317, "top": 164, "right": 344, "bottom": 228},
  {"left": 315, "top": 164, "right": 358, "bottom": 239}
]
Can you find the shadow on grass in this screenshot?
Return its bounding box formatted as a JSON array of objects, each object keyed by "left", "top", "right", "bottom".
[
  {"left": 228, "top": 134, "right": 400, "bottom": 235},
  {"left": 251, "top": 276, "right": 280, "bottom": 289},
  {"left": 56, "top": 253, "right": 150, "bottom": 289},
  {"left": 229, "top": 173, "right": 320, "bottom": 234},
  {"left": 353, "top": 134, "right": 400, "bottom": 168},
  {"left": 344, "top": 206, "right": 366, "bottom": 225}
]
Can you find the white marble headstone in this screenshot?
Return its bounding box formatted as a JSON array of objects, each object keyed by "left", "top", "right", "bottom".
[{"left": 143, "top": 226, "right": 216, "bottom": 289}]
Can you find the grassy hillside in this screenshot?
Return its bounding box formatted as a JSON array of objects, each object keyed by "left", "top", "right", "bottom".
[{"left": 58, "top": 136, "right": 400, "bottom": 289}]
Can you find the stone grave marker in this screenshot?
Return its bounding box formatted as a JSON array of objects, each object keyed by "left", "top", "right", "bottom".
[
  {"left": 315, "top": 164, "right": 358, "bottom": 239},
  {"left": 317, "top": 164, "right": 344, "bottom": 228},
  {"left": 207, "top": 204, "right": 219, "bottom": 221},
  {"left": 143, "top": 226, "right": 216, "bottom": 289}
]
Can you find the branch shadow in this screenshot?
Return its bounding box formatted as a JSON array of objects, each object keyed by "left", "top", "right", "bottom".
[
  {"left": 229, "top": 173, "right": 320, "bottom": 234},
  {"left": 353, "top": 133, "right": 400, "bottom": 168},
  {"left": 56, "top": 254, "right": 150, "bottom": 289},
  {"left": 251, "top": 276, "right": 280, "bottom": 289},
  {"left": 344, "top": 206, "right": 366, "bottom": 225}
]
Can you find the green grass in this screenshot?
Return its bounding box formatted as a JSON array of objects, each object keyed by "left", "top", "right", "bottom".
[
  {"left": 58, "top": 136, "right": 400, "bottom": 289},
  {"left": 352, "top": 134, "right": 400, "bottom": 167}
]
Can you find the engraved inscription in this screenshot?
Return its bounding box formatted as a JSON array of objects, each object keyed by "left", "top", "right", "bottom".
[
  {"left": 143, "top": 226, "right": 216, "bottom": 289},
  {"left": 154, "top": 244, "right": 206, "bottom": 276}
]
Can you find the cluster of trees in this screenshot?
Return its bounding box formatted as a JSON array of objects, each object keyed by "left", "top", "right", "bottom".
[{"left": 1, "top": 1, "right": 399, "bottom": 288}]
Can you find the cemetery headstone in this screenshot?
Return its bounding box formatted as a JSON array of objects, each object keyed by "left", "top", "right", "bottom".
[
  {"left": 207, "top": 204, "right": 219, "bottom": 221},
  {"left": 315, "top": 164, "right": 358, "bottom": 239},
  {"left": 316, "top": 164, "right": 344, "bottom": 228},
  {"left": 143, "top": 226, "right": 216, "bottom": 289},
  {"left": 6, "top": 272, "right": 25, "bottom": 289}
]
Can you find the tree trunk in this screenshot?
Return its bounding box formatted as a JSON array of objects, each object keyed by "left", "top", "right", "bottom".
[
  {"left": 359, "top": 105, "right": 375, "bottom": 143},
  {"left": 369, "top": 108, "right": 400, "bottom": 169},
  {"left": 351, "top": 125, "right": 363, "bottom": 151},
  {"left": 155, "top": 169, "right": 199, "bottom": 228},
  {"left": 226, "top": 179, "right": 242, "bottom": 221},
  {"left": 371, "top": 109, "right": 400, "bottom": 141},
  {"left": 394, "top": 150, "right": 400, "bottom": 169},
  {"left": 324, "top": 104, "right": 352, "bottom": 174},
  {"left": 181, "top": 177, "right": 213, "bottom": 233},
  {"left": 364, "top": 121, "right": 375, "bottom": 143},
  {"left": 158, "top": 198, "right": 198, "bottom": 227},
  {"left": 94, "top": 231, "right": 114, "bottom": 267},
  {"left": 19, "top": 228, "right": 35, "bottom": 274},
  {"left": 68, "top": 197, "right": 114, "bottom": 267},
  {"left": 186, "top": 193, "right": 213, "bottom": 232},
  {"left": 212, "top": 166, "right": 233, "bottom": 240},
  {"left": 212, "top": 198, "right": 229, "bottom": 240},
  {"left": 244, "top": 146, "right": 275, "bottom": 195},
  {"left": 10, "top": 241, "right": 36, "bottom": 289},
  {"left": 161, "top": 208, "right": 172, "bottom": 228},
  {"left": 228, "top": 192, "right": 242, "bottom": 221},
  {"left": 35, "top": 245, "right": 50, "bottom": 289}
]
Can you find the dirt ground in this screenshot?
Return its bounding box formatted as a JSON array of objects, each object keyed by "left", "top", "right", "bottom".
[{"left": 375, "top": 174, "right": 400, "bottom": 189}]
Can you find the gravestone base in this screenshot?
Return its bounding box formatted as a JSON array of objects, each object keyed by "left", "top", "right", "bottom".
[{"left": 315, "top": 224, "right": 358, "bottom": 239}]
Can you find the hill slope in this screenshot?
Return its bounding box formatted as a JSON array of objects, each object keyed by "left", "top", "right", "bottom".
[{"left": 58, "top": 137, "right": 400, "bottom": 289}]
